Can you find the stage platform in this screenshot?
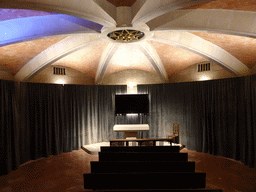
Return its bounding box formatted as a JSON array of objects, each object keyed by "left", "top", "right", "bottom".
[
  {"left": 82, "top": 142, "right": 110, "bottom": 155},
  {"left": 82, "top": 141, "right": 183, "bottom": 155}
]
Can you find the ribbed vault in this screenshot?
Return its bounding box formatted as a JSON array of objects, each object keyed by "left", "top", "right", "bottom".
[{"left": 0, "top": 0, "right": 255, "bottom": 84}]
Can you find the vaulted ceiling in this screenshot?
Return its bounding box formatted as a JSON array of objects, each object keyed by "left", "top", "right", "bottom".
[{"left": 0, "top": 0, "right": 256, "bottom": 84}]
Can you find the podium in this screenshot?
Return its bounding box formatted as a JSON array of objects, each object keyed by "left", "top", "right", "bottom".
[{"left": 113, "top": 124, "right": 149, "bottom": 139}]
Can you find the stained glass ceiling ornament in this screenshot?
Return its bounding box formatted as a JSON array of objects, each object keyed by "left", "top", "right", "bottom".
[{"left": 107, "top": 29, "right": 145, "bottom": 42}]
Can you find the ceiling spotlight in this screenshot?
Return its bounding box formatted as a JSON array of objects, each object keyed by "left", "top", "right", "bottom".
[{"left": 107, "top": 29, "right": 144, "bottom": 42}]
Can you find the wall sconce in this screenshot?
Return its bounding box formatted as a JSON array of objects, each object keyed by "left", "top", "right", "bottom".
[
  {"left": 55, "top": 80, "right": 65, "bottom": 86},
  {"left": 128, "top": 82, "right": 135, "bottom": 89},
  {"left": 127, "top": 82, "right": 137, "bottom": 94},
  {"left": 199, "top": 75, "right": 210, "bottom": 81}
]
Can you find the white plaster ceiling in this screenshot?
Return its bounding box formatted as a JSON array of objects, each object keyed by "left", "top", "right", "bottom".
[{"left": 0, "top": 0, "right": 256, "bottom": 84}]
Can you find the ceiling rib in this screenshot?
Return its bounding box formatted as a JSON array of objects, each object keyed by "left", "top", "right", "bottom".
[
  {"left": 138, "top": 41, "right": 168, "bottom": 82},
  {"left": 95, "top": 43, "right": 120, "bottom": 84},
  {"left": 151, "top": 32, "right": 250, "bottom": 76},
  {"left": 15, "top": 35, "right": 102, "bottom": 81},
  {"left": 147, "top": 9, "right": 256, "bottom": 38},
  {"left": 0, "top": 0, "right": 116, "bottom": 27},
  {"left": 93, "top": 0, "right": 117, "bottom": 21},
  {"left": 132, "top": 0, "right": 213, "bottom": 27}
]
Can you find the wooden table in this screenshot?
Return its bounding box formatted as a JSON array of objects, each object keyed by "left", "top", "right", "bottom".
[{"left": 110, "top": 138, "right": 176, "bottom": 147}]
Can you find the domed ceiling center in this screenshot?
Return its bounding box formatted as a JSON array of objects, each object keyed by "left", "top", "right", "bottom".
[{"left": 107, "top": 29, "right": 144, "bottom": 42}]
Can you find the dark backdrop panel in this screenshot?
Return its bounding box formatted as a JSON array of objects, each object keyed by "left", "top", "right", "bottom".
[
  {"left": 1, "top": 75, "right": 255, "bottom": 176},
  {"left": 138, "top": 75, "right": 256, "bottom": 169},
  {"left": 137, "top": 83, "right": 192, "bottom": 141},
  {"left": 0, "top": 80, "right": 20, "bottom": 176},
  {"left": 19, "top": 83, "right": 126, "bottom": 168},
  {"left": 19, "top": 83, "right": 65, "bottom": 164},
  {"left": 64, "top": 84, "right": 126, "bottom": 146}
]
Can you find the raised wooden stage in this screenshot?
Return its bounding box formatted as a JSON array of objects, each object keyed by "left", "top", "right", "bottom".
[{"left": 82, "top": 140, "right": 183, "bottom": 155}]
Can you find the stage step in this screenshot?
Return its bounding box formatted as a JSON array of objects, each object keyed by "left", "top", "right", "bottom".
[
  {"left": 89, "top": 189, "right": 223, "bottom": 192},
  {"left": 100, "top": 146, "right": 180, "bottom": 153},
  {"left": 83, "top": 172, "right": 206, "bottom": 189},
  {"left": 90, "top": 161, "right": 195, "bottom": 173},
  {"left": 91, "top": 190, "right": 223, "bottom": 192},
  {"left": 99, "top": 152, "right": 188, "bottom": 162}
]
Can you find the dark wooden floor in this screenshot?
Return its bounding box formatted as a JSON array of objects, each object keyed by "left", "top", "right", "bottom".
[{"left": 0, "top": 148, "right": 256, "bottom": 192}]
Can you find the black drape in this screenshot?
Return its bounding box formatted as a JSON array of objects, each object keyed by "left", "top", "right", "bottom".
[
  {"left": 1, "top": 74, "right": 255, "bottom": 176},
  {"left": 0, "top": 80, "right": 20, "bottom": 176},
  {"left": 138, "top": 75, "right": 256, "bottom": 169},
  {"left": 17, "top": 83, "right": 126, "bottom": 166},
  {"left": 18, "top": 83, "right": 126, "bottom": 165},
  {"left": 19, "top": 83, "right": 65, "bottom": 164},
  {"left": 64, "top": 84, "right": 126, "bottom": 147}
]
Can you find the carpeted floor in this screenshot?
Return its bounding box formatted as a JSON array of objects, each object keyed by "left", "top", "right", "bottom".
[{"left": 0, "top": 147, "right": 256, "bottom": 192}]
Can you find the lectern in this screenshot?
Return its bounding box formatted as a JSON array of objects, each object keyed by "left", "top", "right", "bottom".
[{"left": 113, "top": 124, "right": 149, "bottom": 139}]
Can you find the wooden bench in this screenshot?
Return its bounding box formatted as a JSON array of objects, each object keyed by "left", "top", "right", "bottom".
[{"left": 109, "top": 138, "right": 177, "bottom": 147}]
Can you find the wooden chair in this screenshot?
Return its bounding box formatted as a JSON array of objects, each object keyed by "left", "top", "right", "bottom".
[{"left": 168, "top": 123, "right": 179, "bottom": 143}]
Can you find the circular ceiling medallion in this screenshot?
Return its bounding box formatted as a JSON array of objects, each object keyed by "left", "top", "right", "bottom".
[{"left": 107, "top": 29, "right": 145, "bottom": 42}]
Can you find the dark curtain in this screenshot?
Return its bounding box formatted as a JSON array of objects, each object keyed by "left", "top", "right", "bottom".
[
  {"left": 115, "top": 114, "right": 148, "bottom": 125},
  {"left": 242, "top": 75, "right": 256, "bottom": 168},
  {"left": 19, "top": 83, "right": 126, "bottom": 167},
  {"left": 19, "top": 83, "right": 65, "bottom": 164},
  {"left": 64, "top": 84, "right": 126, "bottom": 146},
  {"left": 190, "top": 76, "right": 256, "bottom": 169},
  {"left": 138, "top": 75, "right": 256, "bottom": 169},
  {"left": 0, "top": 80, "right": 20, "bottom": 176},
  {"left": 137, "top": 83, "right": 189, "bottom": 140},
  {"left": 1, "top": 74, "right": 255, "bottom": 176}
]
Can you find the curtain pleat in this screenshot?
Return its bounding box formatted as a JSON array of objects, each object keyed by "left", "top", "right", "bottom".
[
  {"left": 138, "top": 75, "right": 256, "bottom": 169},
  {"left": 17, "top": 83, "right": 126, "bottom": 169},
  {"left": 19, "top": 83, "right": 65, "bottom": 163},
  {"left": 63, "top": 84, "right": 127, "bottom": 146},
  {"left": 1, "top": 75, "right": 256, "bottom": 176},
  {"left": 0, "top": 80, "right": 20, "bottom": 176}
]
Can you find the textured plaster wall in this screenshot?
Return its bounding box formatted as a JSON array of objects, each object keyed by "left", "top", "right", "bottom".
[
  {"left": 102, "top": 69, "right": 164, "bottom": 85},
  {"left": 0, "top": 66, "right": 14, "bottom": 80},
  {"left": 169, "top": 61, "right": 236, "bottom": 83},
  {"left": 252, "top": 66, "right": 256, "bottom": 75},
  {"left": 101, "top": 69, "right": 164, "bottom": 93},
  {"left": 26, "top": 65, "right": 95, "bottom": 85},
  {"left": 24, "top": 62, "right": 240, "bottom": 86}
]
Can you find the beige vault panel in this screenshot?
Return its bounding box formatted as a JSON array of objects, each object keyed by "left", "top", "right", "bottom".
[
  {"left": 192, "top": 32, "right": 256, "bottom": 69},
  {"left": 52, "top": 41, "right": 108, "bottom": 79},
  {"left": 184, "top": 0, "right": 256, "bottom": 12},
  {"left": 105, "top": 43, "right": 157, "bottom": 77},
  {"left": 0, "top": 36, "right": 67, "bottom": 75},
  {"left": 150, "top": 41, "right": 208, "bottom": 76}
]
